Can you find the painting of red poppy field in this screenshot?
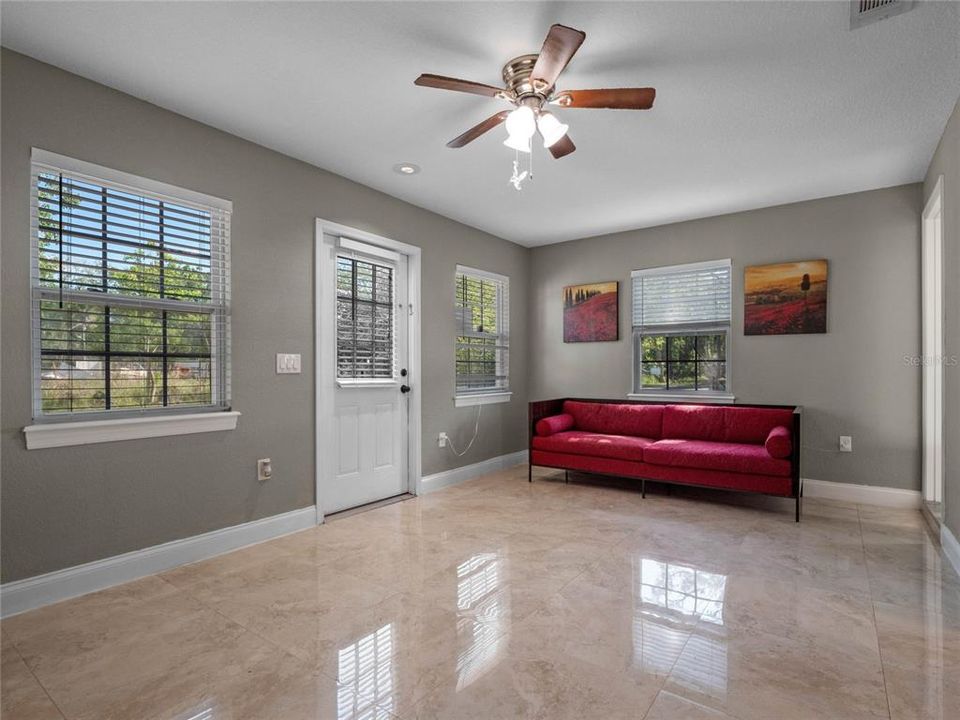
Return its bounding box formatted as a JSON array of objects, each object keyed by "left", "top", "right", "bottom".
[
  {"left": 563, "top": 281, "right": 619, "bottom": 342},
  {"left": 744, "top": 260, "right": 828, "bottom": 335}
]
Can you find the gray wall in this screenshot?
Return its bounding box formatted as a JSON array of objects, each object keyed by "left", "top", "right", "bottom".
[
  {"left": 530, "top": 185, "right": 922, "bottom": 491},
  {"left": 925, "top": 96, "right": 960, "bottom": 538},
  {"left": 0, "top": 50, "right": 530, "bottom": 582}
]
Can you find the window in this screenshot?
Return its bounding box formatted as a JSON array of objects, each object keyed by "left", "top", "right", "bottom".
[
  {"left": 455, "top": 266, "right": 509, "bottom": 399},
  {"left": 631, "top": 259, "right": 731, "bottom": 396},
  {"left": 31, "top": 150, "right": 231, "bottom": 419},
  {"left": 336, "top": 254, "right": 395, "bottom": 380}
]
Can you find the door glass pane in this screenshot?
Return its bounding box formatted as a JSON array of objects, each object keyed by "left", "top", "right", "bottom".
[{"left": 337, "top": 256, "right": 395, "bottom": 379}]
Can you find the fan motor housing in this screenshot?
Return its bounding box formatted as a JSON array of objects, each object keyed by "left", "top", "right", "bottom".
[{"left": 502, "top": 54, "right": 550, "bottom": 100}]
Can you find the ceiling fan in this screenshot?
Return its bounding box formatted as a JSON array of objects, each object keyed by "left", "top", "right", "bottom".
[{"left": 414, "top": 23, "right": 656, "bottom": 161}]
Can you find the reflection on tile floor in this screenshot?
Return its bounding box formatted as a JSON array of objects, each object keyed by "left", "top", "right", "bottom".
[{"left": 3, "top": 465, "right": 959, "bottom": 719}]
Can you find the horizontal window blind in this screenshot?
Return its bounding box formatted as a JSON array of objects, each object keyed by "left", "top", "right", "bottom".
[
  {"left": 632, "top": 260, "right": 731, "bottom": 331},
  {"left": 455, "top": 267, "right": 509, "bottom": 395},
  {"left": 30, "top": 153, "right": 231, "bottom": 418},
  {"left": 336, "top": 255, "right": 395, "bottom": 379}
]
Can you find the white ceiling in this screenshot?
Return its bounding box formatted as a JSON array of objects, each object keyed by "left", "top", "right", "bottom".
[{"left": 3, "top": 1, "right": 959, "bottom": 246}]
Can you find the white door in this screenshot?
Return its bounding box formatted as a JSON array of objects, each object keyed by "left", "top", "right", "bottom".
[
  {"left": 320, "top": 232, "right": 410, "bottom": 513},
  {"left": 922, "top": 177, "right": 944, "bottom": 506}
]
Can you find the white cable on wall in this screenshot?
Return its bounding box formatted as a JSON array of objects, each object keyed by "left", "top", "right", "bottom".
[{"left": 446, "top": 405, "right": 483, "bottom": 457}]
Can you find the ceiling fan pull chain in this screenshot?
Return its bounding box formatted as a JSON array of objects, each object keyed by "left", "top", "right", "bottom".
[{"left": 509, "top": 148, "right": 528, "bottom": 191}]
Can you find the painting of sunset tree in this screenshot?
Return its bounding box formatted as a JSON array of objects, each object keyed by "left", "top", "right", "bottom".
[
  {"left": 563, "top": 281, "right": 619, "bottom": 342},
  {"left": 744, "top": 260, "right": 828, "bottom": 335}
]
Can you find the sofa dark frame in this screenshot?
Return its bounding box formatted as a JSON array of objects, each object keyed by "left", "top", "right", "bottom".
[{"left": 528, "top": 398, "right": 804, "bottom": 521}]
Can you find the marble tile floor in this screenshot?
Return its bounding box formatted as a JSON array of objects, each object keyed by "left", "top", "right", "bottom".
[{"left": 3, "top": 466, "right": 959, "bottom": 719}]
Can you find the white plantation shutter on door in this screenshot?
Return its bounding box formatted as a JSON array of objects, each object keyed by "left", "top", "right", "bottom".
[
  {"left": 632, "top": 260, "right": 732, "bottom": 332},
  {"left": 336, "top": 252, "right": 396, "bottom": 380}
]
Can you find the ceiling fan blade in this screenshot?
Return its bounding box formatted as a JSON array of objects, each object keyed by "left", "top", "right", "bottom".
[
  {"left": 447, "top": 111, "right": 510, "bottom": 148},
  {"left": 548, "top": 134, "right": 576, "bottom": 159},
  {"left": 530, "top": 24, "right": 586, "bottom": 89},
  {"left": 553, "top": 88, "right": 656, "bottom": 110},
  {"left": 415, "top": 73, "right": 505, "bottom": 98}
]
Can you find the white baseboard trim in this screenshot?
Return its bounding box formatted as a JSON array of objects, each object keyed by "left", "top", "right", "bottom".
[
  {"left": 0, "top": 506, "right": 316, "bottom": 619},
  {"left": 420, "top": 450, "right": 528, "bottom": 494},
  {"left": 941, "top": 524, "right": 960, "bottom": 579},
  {"left": 802, "top": 478, "right": 921, "bottom": 509}
]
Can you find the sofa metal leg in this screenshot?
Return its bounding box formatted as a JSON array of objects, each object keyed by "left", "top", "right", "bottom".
[
  {"left": 795, "top": 495, "right": 801, "bottom": 522},
  {"left": 528, "top": 463, "right": 532, "bottom": 483},
  {"left": 642, "top": 479, "right": 646, "bottom": 498},
  {"left": 565, "top": 470, "right": 569, "bottom": 484}
]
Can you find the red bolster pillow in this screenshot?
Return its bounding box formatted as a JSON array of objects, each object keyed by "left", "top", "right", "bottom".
[
  {"left": 536, "top": 413, "right": 575, "bottom": 437},
  {"left": 765, "top": 425, "right": 792, "bottom": 458}
]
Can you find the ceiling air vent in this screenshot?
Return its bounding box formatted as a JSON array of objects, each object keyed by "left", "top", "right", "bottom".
[{"left": 850, "top": 0, "right": 915, "bottom": 30}]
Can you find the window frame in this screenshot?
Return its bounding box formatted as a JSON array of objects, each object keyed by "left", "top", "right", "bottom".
[
  {"left": 454, "top": 265, "right": 511, "bottom": 406},
  {"left": 28, "top": 148, "right": 233, "bottom": 425},
  {"left": 629, "top": 259, "right": 734, "bottom": 402},
  {"left": 633, "top": 326, "right": 731, "bottom": 395}
]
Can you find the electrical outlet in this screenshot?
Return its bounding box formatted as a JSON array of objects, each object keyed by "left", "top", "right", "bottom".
[
  {"left": 839, "top": 436, "right": 853, "bottom": 453},
  {"left": 257, "top": 458, "right": 273, "bottom": 481},
  {"left": 438, "top": 432, "right": 448, "bottom": 448}
]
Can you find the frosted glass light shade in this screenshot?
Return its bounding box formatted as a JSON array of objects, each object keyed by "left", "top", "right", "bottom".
[{"left": 537, "top": 111, "right": 569, "bottom": 148}]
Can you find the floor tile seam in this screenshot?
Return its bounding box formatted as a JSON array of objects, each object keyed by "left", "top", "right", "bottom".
[
  {"left": 153, "top": 574, "right": 336, "bottom": 682},
  {"left": 649, "top": 618, "right": 700, "bottom": 716},
  {"left": 6, "top": 637, "right": 72, "bottom": 720},
  {"left": 642, "top": 687, "right": 748, "bottom": 720},
  {"left": 869, "top": 600, "right": 898, "bottom": 720}
]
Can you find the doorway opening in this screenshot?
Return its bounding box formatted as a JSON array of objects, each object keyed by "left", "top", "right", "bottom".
[{"left": 315, "top": 220, "right": 422, "bottom": 520}]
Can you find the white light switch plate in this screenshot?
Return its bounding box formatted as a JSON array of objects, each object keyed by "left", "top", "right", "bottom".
[{"left": 276, "top": 353, "right": 301, "bottom": 374}]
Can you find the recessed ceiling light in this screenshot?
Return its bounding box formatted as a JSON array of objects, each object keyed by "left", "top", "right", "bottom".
[{"left": 393, "top": 163, "right": 420, "bottom": 175}]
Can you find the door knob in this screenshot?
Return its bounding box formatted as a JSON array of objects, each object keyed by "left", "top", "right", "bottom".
[{"left": 400, "top": 384, "right": 411, "bottom": 394}]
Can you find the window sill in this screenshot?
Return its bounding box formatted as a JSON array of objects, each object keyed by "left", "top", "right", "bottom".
[
  {"left": 336, "top": 379, "right": 398, "bottom": 389},
  {"left": 23, "top": 411, "right": 241, "bottom": 450},
  {"left": 627, "top": 392, "right": 735, "bottom": 404},
  {"left": 455, "top": 391, "right": 513, "bottom": 408}
]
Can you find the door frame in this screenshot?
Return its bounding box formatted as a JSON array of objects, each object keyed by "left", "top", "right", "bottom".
[
  {"left": 314, "top": 218, "right": 422, "bottom": 523},
  {"left": 921, "top": 176, "right": 944, "bottom": 506}
]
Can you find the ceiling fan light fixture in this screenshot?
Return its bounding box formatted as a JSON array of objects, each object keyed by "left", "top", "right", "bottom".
[
  {"left": 537, "top": 111, "right": 568, "bottom": 148},
  {"left": 503, "top": 133, "right": 532, "bottom": 153},
  {"left": 504, "top": 105, "right": 536, "bottom": 140}
]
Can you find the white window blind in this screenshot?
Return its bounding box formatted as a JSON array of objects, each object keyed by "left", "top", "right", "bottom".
[
  {"left": 632, "top": 259, "right": 732, "bottom": 331},
  {"left": 455, "top": 266, "right": 509, "bottom": 395},
  {"left": 30, "top": 150, "right": 231, "bottom": 418},
  {"left": 336, "top": 254, "right": 395, "bottom": 379}
]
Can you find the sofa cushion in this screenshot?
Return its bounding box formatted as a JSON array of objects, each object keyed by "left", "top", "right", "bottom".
[
  {"left": 644, "top": 438, "right": 792, "bottom": 477},
  {"left": 563, "top": 401, "right": 664, "bottom": 438},
  {"left": 723, "top": 407, "right": 795, "bottom": 444},
  {"left": 765, "top": 425, "right": 793, "bottom": 459},
  {"left": 532, "top": 431, "right": 655, "bottom": 462},
  {"left": 530, "top": 450, "right": 793, "bottom": 496},
  {"left": 535, "top": 413, "right": 575, "bottom": 437},
  {"left": 661, "top": 405, "right": 727, "bottom": 442},
  {"left": 662, "top": 404, "right": 796, "bottom": 445}
]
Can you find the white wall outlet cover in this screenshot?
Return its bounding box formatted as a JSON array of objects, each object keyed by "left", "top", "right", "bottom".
[
  {"left": 839, "top": 436, "right": 853, "bottom": 452},
  {"left": 276, "top": 353, "right": 302, "bottom": 374},
  {"left": 257, "top": 458, "right": 272, "bottom": 481},
  {"left": 438, "top": 432, "right": 447, "bottom": 448}
]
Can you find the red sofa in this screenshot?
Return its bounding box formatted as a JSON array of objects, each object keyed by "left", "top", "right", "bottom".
[{"left": 529, "top": 398, "right": 803, "bottom": 520}]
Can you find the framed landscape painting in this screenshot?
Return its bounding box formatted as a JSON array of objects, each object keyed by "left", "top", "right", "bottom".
[
  {"left": 563, "top": 281, "right": 619, "bottom": 342},
  {"left": 744, "top": 260, "right": 828, "bottom": 335}
]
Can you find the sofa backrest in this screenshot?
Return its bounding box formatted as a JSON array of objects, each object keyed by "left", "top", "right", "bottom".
[
  {"left": 662, "top": 404, "right": 794, "bottom": 445},
  {"left": 563, "top": 400, "right": 664, "bottom": 439}
]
